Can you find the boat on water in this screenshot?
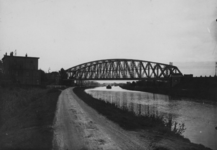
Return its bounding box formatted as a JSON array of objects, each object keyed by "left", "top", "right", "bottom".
[{"left": 106, "top": 85, "right": 112, "bottom": 89}]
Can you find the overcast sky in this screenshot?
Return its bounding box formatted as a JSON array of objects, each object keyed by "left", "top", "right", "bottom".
[{"left": 0, "top": 0, "right": 217, "bottom": 76}]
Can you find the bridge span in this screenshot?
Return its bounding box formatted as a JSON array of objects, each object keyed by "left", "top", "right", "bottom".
[{"left": 66, "top": 59, "right": 182, "bottom": 81}]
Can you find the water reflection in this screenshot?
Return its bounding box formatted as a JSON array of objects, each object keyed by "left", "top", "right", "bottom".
[
  {"left": 86, "top": 86, "right": 217, "bottom": 150},
  {"left": 90, "top": 90, "right": 172, "bottom": 117},
  {"left": 87, "top": 89, "right": 184, "bottom": 134}
]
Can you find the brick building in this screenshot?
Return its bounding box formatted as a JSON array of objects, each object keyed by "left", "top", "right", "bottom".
[{"left": 2, "top": 52, "right": 40, "bottom": 85}]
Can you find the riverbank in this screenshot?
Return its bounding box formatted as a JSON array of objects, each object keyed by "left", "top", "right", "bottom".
[
  {"left": 74, "top": 87, "right": 212, "bottom": 150},
  {"left": 0, "top": 86, "right": 60, "bottom": 150},
  {"left": 121, "top": 77, "right": 217, "bottom": 101},
  {"left": 120, "top": 85, "right": 217, "bottom": 102}
]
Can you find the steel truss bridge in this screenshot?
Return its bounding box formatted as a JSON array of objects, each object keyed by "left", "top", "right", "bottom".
[{"left": 66, "top": 59, "right": 182, "bottom": 81}]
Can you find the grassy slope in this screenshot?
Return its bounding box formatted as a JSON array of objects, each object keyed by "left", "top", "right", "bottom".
[
  {"left": 73, "top": 87, "right": 211, "bottom": 150},
  {"left": 0, "top": 86, "right": 60, "bottom": 150}
]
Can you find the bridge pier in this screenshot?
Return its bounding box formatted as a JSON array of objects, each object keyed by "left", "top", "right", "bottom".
[{"left": 75, "top": 80, "right": 84, "bottom": 87}]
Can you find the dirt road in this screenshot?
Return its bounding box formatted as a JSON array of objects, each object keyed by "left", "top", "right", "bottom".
[{"left": 53, "top": 88, "right": 150, "bottom": 150}]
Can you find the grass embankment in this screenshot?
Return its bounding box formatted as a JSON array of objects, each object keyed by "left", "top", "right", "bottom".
[
  {"left": 73, "top": 87, "right": 211, "bottom": 150},
  {"left": 0, "top": 86, "right": 61, "bottom": 150}
]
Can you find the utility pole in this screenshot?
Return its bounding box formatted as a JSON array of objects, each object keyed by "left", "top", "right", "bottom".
[{"left": 215, "top": 62, "right": 217, "bottom": 76}]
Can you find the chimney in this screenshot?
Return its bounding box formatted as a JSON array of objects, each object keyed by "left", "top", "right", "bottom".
[{"left": 10, "top": 52, "right": 13, "bottom": 56}]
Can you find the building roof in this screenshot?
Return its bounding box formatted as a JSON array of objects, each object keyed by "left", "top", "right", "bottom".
[{"left": 2, "top": 55, "right": 39, "bottom": 61}]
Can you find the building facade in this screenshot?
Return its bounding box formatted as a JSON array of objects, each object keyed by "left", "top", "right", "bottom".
[{"left": 2, "top": 53, "right": 40, "bottom": 85}]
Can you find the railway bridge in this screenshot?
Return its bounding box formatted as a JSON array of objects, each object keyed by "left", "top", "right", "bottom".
[{"left": 66, "top": 59, "right": 182, "bottom": 85}]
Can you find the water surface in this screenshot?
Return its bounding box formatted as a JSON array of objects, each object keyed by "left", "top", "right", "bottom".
[{"left": 85, "top": 86, "right": 217, "bottom": 150}]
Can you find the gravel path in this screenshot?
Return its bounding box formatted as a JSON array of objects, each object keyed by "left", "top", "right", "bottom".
[{"left": 53, "top": 88, "right": 121, "bottom": 150}]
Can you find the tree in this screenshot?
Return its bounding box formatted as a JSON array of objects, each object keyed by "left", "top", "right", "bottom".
[
  {"left": 131, "top": 81, "right": 136, "bottom": 86},
  {"left": 59, "top": 68, "right": 68, "bottom": 84},
  {"left": 39, "top": 69, "right": 47, "bottom": 85},
  {"left": 0, "top": 60, "right": 3, "bottom": 81}
]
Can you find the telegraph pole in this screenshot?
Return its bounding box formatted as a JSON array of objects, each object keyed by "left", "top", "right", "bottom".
[{"left": 215, "top": 62, "right": 217, "bottom": 76}]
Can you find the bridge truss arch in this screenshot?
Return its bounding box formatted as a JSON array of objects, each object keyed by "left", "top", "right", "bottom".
[{"left": 66, "top": 59, "right": 182, "bottom": 80}]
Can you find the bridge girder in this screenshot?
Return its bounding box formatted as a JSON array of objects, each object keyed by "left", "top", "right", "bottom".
[{"left": 66, "top": 59, "right": 182, "bottom": 80}]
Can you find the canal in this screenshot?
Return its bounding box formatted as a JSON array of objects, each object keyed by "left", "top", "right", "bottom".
[{"left": 85, "top": 86, "right": 217, "bottom": 150}]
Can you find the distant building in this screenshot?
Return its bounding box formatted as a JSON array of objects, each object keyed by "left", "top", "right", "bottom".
[
  {"left": 184, "top": 74, "right": 193, "bottom": 78},
  {"left": 46, "top": 71, "right": 60, "bottom": 85},
  {"left": 2, "top": 52, "right": 40, "bottom": 85}
]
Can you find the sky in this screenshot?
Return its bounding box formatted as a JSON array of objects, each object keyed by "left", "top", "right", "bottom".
[{"left": 0, "top": 0, "right": 217, "bottom": 76}]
